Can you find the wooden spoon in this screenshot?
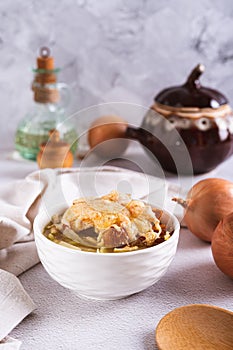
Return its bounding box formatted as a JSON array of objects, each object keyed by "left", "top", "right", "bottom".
[{"left": 156, "top": 304, "right": 233, "bottom": 350}]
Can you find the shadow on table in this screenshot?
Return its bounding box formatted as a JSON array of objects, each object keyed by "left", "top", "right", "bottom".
[
  {"left": 145, "top": 260, "right": 232, "bottom": 304},
  {"left": 177, "top": 229, "right": 211, "bottom": 251},
  {"left": 142, "top": 330, "right": 158, "bottom": 350}
]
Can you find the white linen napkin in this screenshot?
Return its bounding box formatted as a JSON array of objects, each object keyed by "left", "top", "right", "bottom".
[
  {"left": 0, "top": 166, "right": 183, "bottom": 348},
  {"left": 0, "top": 270, "right": 35, "bottom": 348}
]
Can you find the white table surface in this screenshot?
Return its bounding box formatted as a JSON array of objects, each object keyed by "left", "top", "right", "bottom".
[{"left": 1, "top": 144, "right": 233, "bottom": 350}]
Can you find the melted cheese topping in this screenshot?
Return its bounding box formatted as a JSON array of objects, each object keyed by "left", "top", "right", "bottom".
[{"left": 61, "top": 190, "right": 162, "bottom": 242}]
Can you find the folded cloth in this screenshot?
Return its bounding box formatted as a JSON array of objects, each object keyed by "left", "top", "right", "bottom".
[
  {"left": 0, "top": 270, "right": 35, "bottom": 345},
  {"left": 0, "top": 169, "right": 54, "bottom": 251},
  {"left": 0, "top": 336, "right": 22, "bottom": 350},
  {"left": 0, "top": 241, "right": 39, "bottom": 276},
  {"left": 0, "top": 166, "right": 182, "bottom": 348}
]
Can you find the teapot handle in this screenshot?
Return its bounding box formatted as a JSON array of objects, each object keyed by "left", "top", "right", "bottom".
[
  {"left": 125, "top": 126, "right": 143, "bottom": 140},
  {"left": 125, "top": 126, "right": 155, "bottom": 143}
]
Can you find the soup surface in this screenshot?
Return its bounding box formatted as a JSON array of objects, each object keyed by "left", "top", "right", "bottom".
[{"left": 43, "top": 191, "right": 173, "bottom": 253}]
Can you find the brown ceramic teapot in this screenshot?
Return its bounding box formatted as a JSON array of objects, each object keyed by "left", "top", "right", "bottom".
[{"left": 126, "top": 64, "right": 233, "bottom": 175}]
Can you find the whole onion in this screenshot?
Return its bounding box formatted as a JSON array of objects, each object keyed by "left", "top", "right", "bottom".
[
  {"left": 88, "top": 115, "right": 129, "bottom": 158},
  {"left": 173, "top": 178, "right": 233, "bottom": 242},
  {"left": 211, "top": 212, "right": 233, "bottom": 278}
]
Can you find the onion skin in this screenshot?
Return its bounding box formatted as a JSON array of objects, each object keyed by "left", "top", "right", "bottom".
[
  {"left": 173, "top": 178, "right": 233, "bottom": 242},
  {"left": 211, "top": 213, "right": 233, "bottom": 278}
]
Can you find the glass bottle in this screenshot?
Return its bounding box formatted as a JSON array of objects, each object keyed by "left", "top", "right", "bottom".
[{"left": 15, "top": 47, "right": 78, "bottom": 160}]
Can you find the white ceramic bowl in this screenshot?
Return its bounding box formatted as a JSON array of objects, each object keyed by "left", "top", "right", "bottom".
[{"left": 34, "top": 204, "right": 180, "bottom": 300}]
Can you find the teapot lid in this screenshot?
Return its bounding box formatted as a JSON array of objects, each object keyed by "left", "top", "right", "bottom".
[{"left": 155, "top": 64, "right": 228, "bottom": 108}]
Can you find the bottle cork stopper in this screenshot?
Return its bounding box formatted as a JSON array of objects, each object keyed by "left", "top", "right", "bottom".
[
  {"left": 47, "top": 129, "right": 70, "bottom": 150},
  {"left": 37, "top": 129, "right": 73, "bottom": 169},
  {"left": 49, "top": 129, "right": 60, "bottom": 143},
  {"left": 33, "top": 46, "right": 58, "bottom": 98},
  {"left": 37, "top": 47, "right": 54, "bottom": 71}
]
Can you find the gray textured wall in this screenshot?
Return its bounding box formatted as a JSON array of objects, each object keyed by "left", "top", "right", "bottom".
[{"left": 1, "top": 0, "right": 233, "bottom": 148}]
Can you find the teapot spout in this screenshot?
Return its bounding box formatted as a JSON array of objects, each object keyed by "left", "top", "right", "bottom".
[{"left": 125, "top": 126, "right": 144, "bottom": 141}]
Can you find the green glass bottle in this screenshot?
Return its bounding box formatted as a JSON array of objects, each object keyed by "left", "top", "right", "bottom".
[{"left": 15, "top": 47, "right": 77, "bottom": 160}]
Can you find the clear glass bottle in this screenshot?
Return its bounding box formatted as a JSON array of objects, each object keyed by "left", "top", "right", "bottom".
[{"left": 15, "top": 47, "right": 77, "bottom": 160}]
